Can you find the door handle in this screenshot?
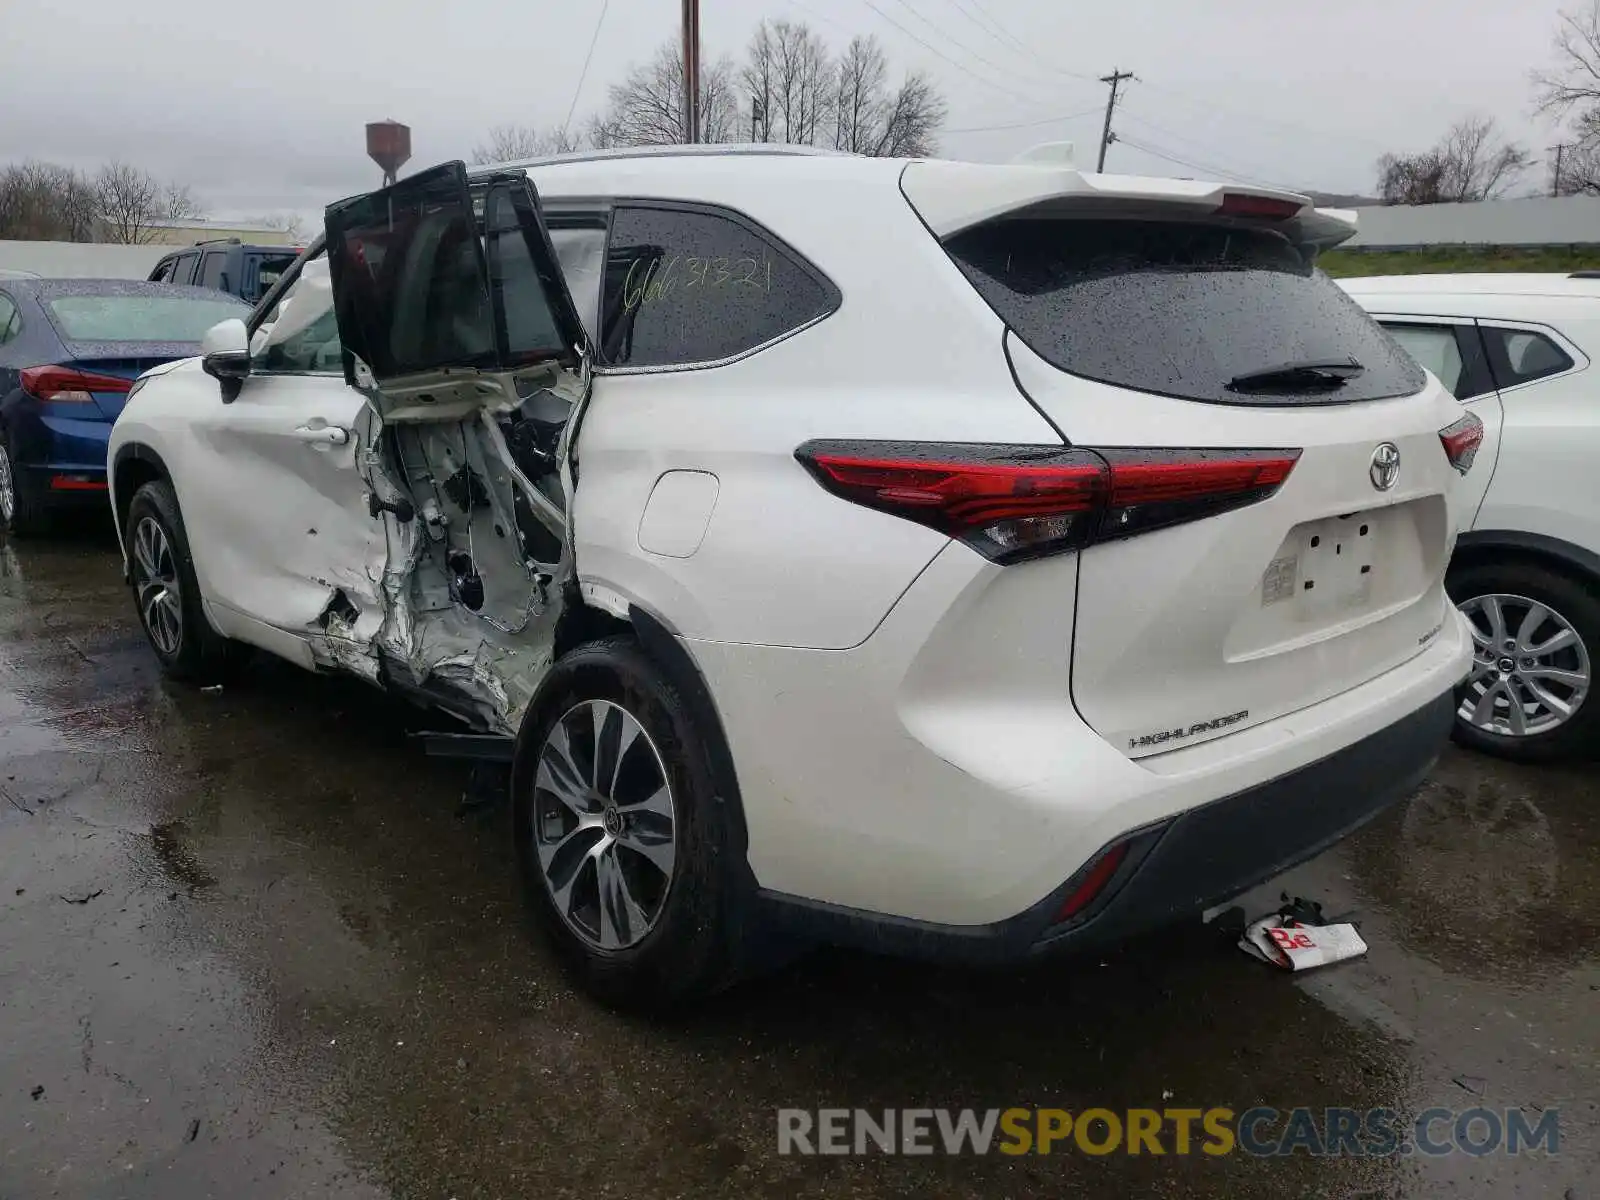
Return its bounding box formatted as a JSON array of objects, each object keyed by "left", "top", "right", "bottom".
[{"left": 294, "top": 424, "right": 349, "bottom": 446}]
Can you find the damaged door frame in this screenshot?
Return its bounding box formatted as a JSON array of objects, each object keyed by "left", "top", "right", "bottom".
[{"left": 317, "top": 161, "right": 598, "bottom": 747}]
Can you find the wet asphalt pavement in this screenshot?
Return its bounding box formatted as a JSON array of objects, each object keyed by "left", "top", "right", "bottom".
[{"left": 0, "top": 530, "right": 1595, "bottom": 1200}]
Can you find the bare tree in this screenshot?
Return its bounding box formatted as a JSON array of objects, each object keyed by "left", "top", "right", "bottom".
[
  {"left": 0, "top": 161, "right": 99, "bottom": 241},
  {"left": 590, "top": 40, "right": 739, "bottom": 146},
  {"left": 831, "top": 36, "right": 945, "bottom": 157},
  {"left": 247, "top": 212, "right": 308, "bottom": 241},
  {"left": 872, "top": 71, "right": 946, "bottom": 157},
  {"left": 164, "top": 182, "right": 202, "bottom": 222},
  {"left": 470, "top": 123, "right": 584, "bottom": 164},
  {"left": 94, "top": 162, "right": 162, "bottom": 243},
  {"left": 1554, "top": 139, "right": 1600, "bottom": 194},
  {"left": 1375, "top": 117, "right": 1531, "bottom": 204},
  {"left": 92, "top": 162, "right": 205, "bottom": 243},
  {"left": 743, "top": 19, "right": 833, "bottom": 145},
  {"left": 1535, "top": 2, "right": 1600, "bottom": 193}
]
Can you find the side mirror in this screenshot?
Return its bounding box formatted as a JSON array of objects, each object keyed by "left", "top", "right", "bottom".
[{"left": 200, "top": 318, "right": 250, "bottom": 402}]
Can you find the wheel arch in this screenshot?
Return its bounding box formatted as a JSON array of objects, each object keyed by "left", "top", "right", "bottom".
[
  {"left": 537, "top": 591, "right": 757, "bottom": 897},
  {"left": 111, "top": 442, "right": 175, "bottom": 547},
  {"left": 1451, "top": 530, "right": 1600, "bottom": 591}
]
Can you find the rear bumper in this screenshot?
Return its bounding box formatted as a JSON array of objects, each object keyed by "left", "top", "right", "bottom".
[
  {"left": 759, "top": 689, "right": 1453, "bottom": 964},
  {"left": 4, "top": 402, "right": 112, "bottom": 511}
]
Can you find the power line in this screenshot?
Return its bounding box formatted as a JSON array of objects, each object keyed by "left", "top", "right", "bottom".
[
  {"left": 1117, "top": 110, "right": 1285, "bottom": 189},
  {"left": 928, "top": 0, "right": 1103, "bottom": 88},
  {"left": 1134, "top": 78, "right": 1392, "bottom": 153},
  {"left": 944, "top": 104, "right": 1105, "bottom": 134},
  {"left": 562, "top": 0, "right": 611, "bottom": 141},
  {"left": 853, "top": 0, "right": 1060, "bottom": 107},
  {"left": 954, "top": 0, "right": 1102, "bottom": 85},
  {"left": 880, "top": 0, "right": 1066, "bottom": 96},
  {"left": 1114, "top": 134, "right": 1290, "bottom": 190}
]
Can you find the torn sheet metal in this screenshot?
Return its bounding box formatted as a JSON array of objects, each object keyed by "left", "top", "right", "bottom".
[{"left": 337, "top": 365, "right": 586, "bottom": 736}]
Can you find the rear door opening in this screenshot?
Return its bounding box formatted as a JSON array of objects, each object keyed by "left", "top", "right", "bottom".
[
  {"left": 920, "top": 186, "right": 1462, "bottom": 756},
  {"left": 320, "top": 160, "right": 593, "bottom": 732}
]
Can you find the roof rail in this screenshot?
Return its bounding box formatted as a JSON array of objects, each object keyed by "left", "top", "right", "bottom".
[
  {"left": 474, "top": 143, "right": 851, "bottom": 173},
  {"left": 1570, "top": 270, "right": 1600, "bottom": 279},
  {"left": 192, "top": 237, "right": 243, "bottom": 247}
]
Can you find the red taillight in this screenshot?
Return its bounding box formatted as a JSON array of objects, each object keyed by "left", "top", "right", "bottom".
[
  {"left": 796, "top": 441, "right": 1106, "bottom": 563},
  {"left": 1439, "top": 411, "right": 1484, "bottom": 475},
  {"left": 795, "top": 441, "right": 1300, "bottom": 563},
  {"left": 1057, "top": 841, "right": 1129, "bottom": 923},
  {"left": 1216, "top": 193, "right": 1303, "bottom": 221},
  {"left": 21, "top": 365, "right": 133, "bottom": 404},
  {"left": 1099, "top": 448, "right": 1301, "bottom": 539}
]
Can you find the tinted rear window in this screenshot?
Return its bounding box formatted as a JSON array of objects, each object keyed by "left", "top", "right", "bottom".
[
  {"left": 46, "top": 294, "right": 246, "bottom": 342},
  {"left": 250, "top": 251, "right": 299, "bottom": 300},
  {"left": 945, "top": 218, "right": 1425, "bottom": 405}
]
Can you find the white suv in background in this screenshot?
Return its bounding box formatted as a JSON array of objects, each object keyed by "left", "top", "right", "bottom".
[
  {"left": 1346, "top": 274, "right": 1599, "bottom": 761},
  {"left": 109, "top": 150, "right": 1472, "bottom": 1006}
]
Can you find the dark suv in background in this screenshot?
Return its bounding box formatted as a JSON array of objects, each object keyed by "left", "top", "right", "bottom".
[{"left": 148, "top": 240, "right": 303, "bottom": 306}]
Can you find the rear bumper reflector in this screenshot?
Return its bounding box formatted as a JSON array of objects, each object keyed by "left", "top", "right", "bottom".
[{"left": 50, "top": 475, "right": 108, "bottom": 491}]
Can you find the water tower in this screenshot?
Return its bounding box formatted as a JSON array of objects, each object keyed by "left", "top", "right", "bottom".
[{"left": 366, "top": 120, "right": 412, "bottom": 187}]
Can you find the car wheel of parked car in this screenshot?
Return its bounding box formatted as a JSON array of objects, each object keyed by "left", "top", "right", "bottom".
[
  {"left": 126, "top": 480, "right": 241, "bottom": 683},
  {"left": 512, "top": 635, "right": 744, "bottom": 1010},
  {"left": 0, "top": 432, "right": 47, "bottom": 537},
  {"left": 1448, "top": 560, "right": 1600, "bottom": 762}
]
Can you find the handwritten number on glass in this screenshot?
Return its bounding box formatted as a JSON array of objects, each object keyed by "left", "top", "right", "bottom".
[{"left": 622, "top": 253, "right": 775, "bottom": 312}]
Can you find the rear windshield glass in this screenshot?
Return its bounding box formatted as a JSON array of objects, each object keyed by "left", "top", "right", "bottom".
[
  {"left": 945, "top": 218, "right": 1425, "bottom": 405},
  {"left": 46, "top": 294, "right": 246, "bottom": 342}
]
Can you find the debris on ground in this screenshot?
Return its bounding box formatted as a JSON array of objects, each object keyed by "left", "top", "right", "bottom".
[
  {"left": 187, "top": 1117, "right": 201, "bottom": 1142},
  {"left": 59, "top": 889, "right": 104, "bottom": 905},
  {"left": 30, "top": 1086, "right": 43, "bottom": 1100},
  {"left": 1237, "top": 895, "right": 1368, "bottom": 971},
  {"left": 200, "top": 685, "right": 224, "bottom": 694}
]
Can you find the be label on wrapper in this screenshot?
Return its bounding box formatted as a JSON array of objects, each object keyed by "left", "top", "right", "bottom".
[{"left": 1239, "top": 916, "right": 1368, "bottom": 971}]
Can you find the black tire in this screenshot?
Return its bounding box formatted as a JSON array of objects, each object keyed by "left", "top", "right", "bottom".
[
  {"left": 511, "top": 635, "right": 747, "bottom": 1010},
  {"left": 125, "top": 480, "right": 241, "bottom": 683},
  {"left": 0, "top": 429, "right": 49, "bottom": 538},
  {"left": 1446, "top": 558, "right": 1600, "bottom": 763}
]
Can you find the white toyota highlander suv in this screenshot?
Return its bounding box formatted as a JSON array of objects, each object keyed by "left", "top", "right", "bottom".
[{"left": 108, "top": 149, "right": 1474, "bottom": 1006}]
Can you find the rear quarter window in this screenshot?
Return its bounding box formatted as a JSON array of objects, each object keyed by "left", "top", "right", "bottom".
[
  {"left": 1483, "top": 327, "right": 1575, "bottom": 388},
  {"left": 944, "top": 217, "right": 1425, "bottom": 406},
  {"left": 598, "top": 204, "right": 838, "bottom": 369}
]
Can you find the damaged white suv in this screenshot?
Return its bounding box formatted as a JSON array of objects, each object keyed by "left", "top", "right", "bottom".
[{"left": 110, "top": 151, "right": 1474, "bottom": 1006}]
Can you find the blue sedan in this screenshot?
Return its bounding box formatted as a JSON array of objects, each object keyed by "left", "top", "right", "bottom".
[{"left": 0, "top": 279, "right": 248, "bottom": 535}]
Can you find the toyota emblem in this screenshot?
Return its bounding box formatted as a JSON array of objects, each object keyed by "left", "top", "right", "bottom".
[{"left": 1369, "top": 443, "right": 1401, "bottom": 491}]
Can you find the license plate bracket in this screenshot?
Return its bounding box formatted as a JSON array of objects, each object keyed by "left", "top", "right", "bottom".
[{"left": 1262, "top": 512, "right": 1383, "bottom": 616}]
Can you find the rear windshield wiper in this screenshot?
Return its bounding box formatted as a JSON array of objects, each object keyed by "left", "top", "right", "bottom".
[{"left": 1227, "top": 357, "right": 1366, "bottom": 392}]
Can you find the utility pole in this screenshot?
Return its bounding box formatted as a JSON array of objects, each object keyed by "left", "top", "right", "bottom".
[
  {"left": 682, "top": 0, "right": 701, "bottom": 143},
  {"left": 1551, "top": 143, "right": 1572, "bottom": 197},
  {"left": 1097, "top": 69, "right": 1134, "bottom": 172}
]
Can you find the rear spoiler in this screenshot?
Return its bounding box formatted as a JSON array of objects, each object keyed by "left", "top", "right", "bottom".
[{"left": 899, "top": 161, "right": 1359, "bottom": 251}]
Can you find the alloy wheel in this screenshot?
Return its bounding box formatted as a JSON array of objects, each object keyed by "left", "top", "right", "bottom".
[
  {"left": 0, "top": 442, "right": 15, "bottom": 523},
  {"left": 1458, "top": 592, "right": 1591, "bottom": 738},
  {"left": 532, "top": 699, "right": 677, "bottom": 951},
  {"left": 132, "top": 516, "right": 183, "bottom": 657}
]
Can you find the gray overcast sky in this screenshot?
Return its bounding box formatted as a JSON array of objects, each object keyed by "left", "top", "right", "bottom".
[{"left": 0, "top": 0, "right": 1575, "bottom": 222}]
